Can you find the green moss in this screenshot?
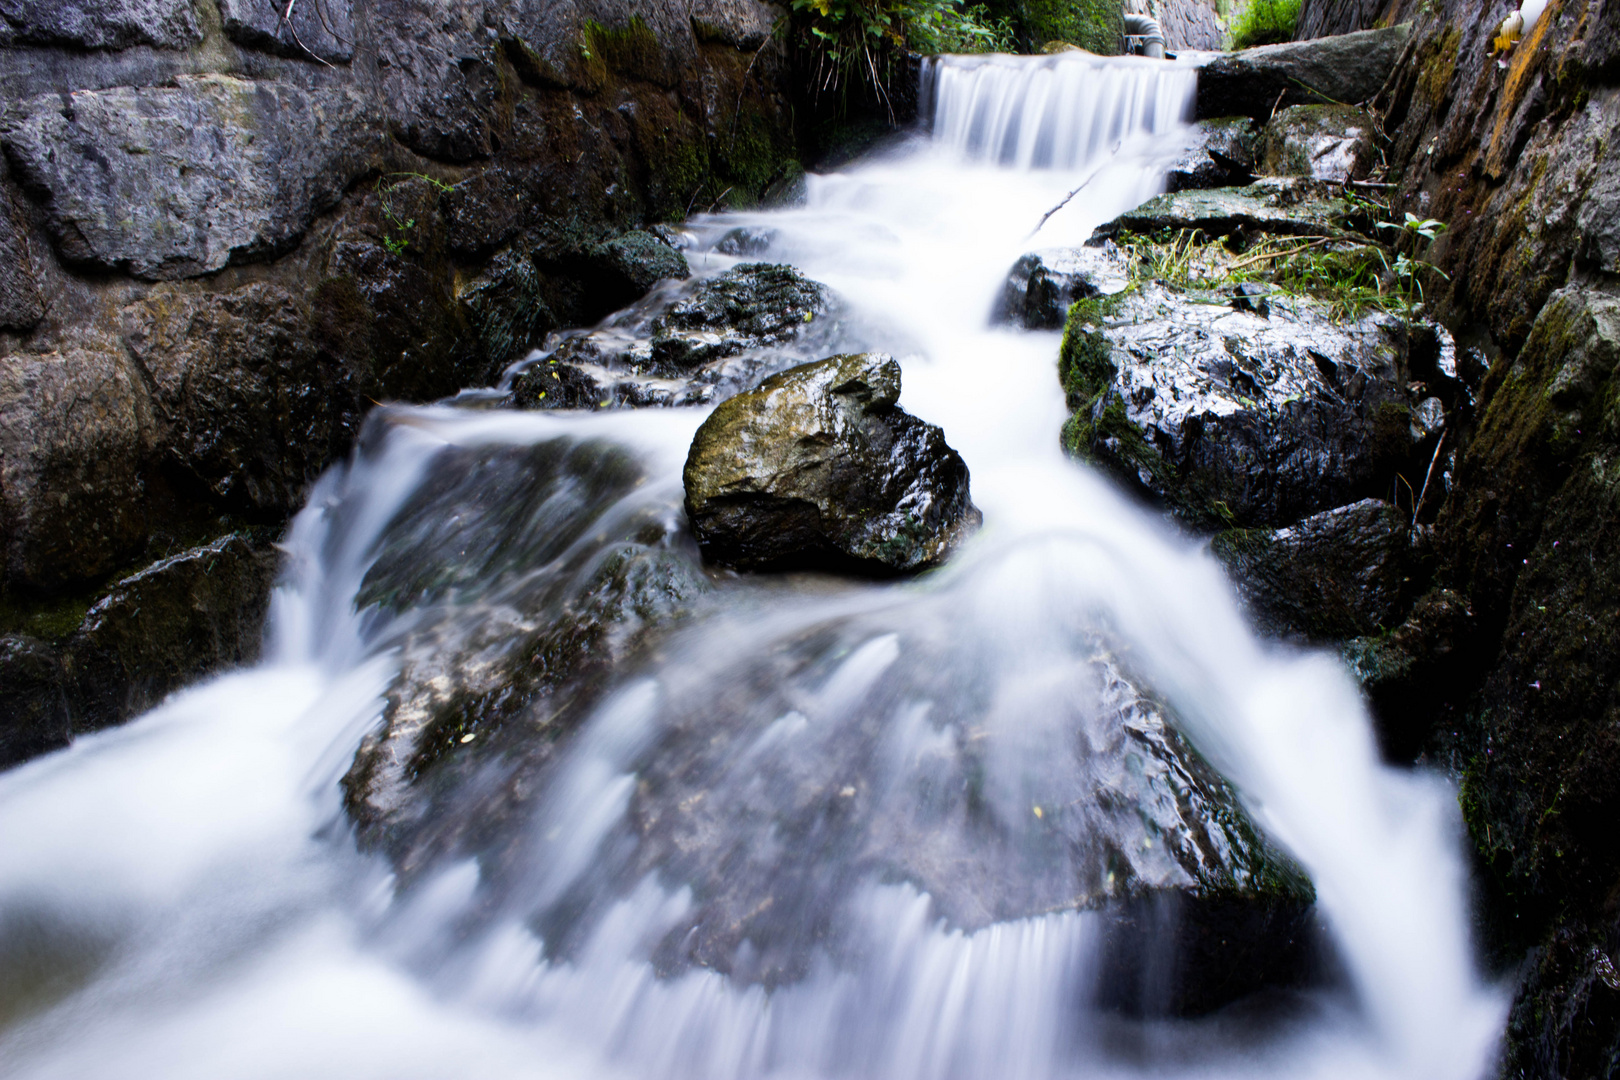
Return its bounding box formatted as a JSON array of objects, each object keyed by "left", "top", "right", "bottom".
[
  {"left": 580, "top": 17, "right": 664, "bottom": 88},
  {"left": 1417, "top": 26, "right": 1462, "bottom": 105}
]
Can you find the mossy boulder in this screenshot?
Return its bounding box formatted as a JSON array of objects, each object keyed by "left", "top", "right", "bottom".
[
  {"left": 1257, "top": 104, "right": 1372, "bottom": 182},
  {"left": 1059, "top": 283, "right": 1417, "bottom": 531},
  {"left": 683, "top": 352, "right": 981, "bottom": 575},
  {"left": 1088, "top": 178, "right": 1357, "bottom": 245}
]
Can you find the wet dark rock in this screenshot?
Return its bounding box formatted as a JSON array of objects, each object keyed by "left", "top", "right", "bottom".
[
  {"left": 1340, "top": 586, "right": 1474, "bottom": 761},
  {"left": 512, "top": 263, "right": 838, "bottom": 411},
  {"left": 1258, "top": 104, "right": 1372, "bottom": 183},
  {"left": 0, "top": 341, "right": 156, "bottom": 591},
  {"left": 1059, "top": 286, "right": 1417, "bottom": 531},
  {"left": 1166, "top": 117, "right": 1258, "bottom": 194},
  {"left": 684, "top": 352, "right": 980, "bottom": 575},
  {"left": 1089, "top": 178, "right": 1357, "bottom": 245},
  {"left": 458, "top": 248, "right": 559, "bottom": 374},
  {"left": 218, "top": 0, "right": 355, "bottom": 63},
  {"left": 0, "top": 0, "right": 201, "bottom": 49},
  {"left": 2, "top": 76, "right": 385, "bottom": 279},
  {"left": 582, "top": 230, "right": 692, "bottom": 312},
  {"left": 64, "top": 532, "right": 279, "bottom": 732},
  {"left": 122, "top": 283, "right": 359, "bottom": 516},
  {"left": 1193, "top": 24, "right": 1410, "bottom": 121},
  {"left": 0, "top": 635, "right": 70, "bottom": 767},
  {"left": 688, "top": 0, "right": 780, "bottom": 50},
  {"left": 993, "top": 246, "right": 1125, "bottom": 331},
  {"left": 1230, "top": 282, "right": 1271, "bottom": 316},
  {"left": 1212, "top": 499, "right": 1424, "bottom": 643},
  {"left": 650, "top": 262, "right": 829, "bottom": 370}
]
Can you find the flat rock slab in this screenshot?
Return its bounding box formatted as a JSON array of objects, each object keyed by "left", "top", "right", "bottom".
[
  {"left": 684, "top": 352, "right": 980, "bottom": 575},
  {"left": 1090, "top": 178, "right": 1357, "bottom": 243},
  {"left": 2, "top": 74, "right": 384, "bottom": 279},
  {"left": 1194, "top": 24, "right": 1410, "bottom": 120}
]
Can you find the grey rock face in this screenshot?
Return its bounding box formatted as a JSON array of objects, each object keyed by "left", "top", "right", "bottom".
[
  {"left": 0, "top": 341, "right": 155, "bottom": 590},
  {"left": 218, "top": 0, "right": 355, "bottom": 63},
  {"left": 1089, "top": 178, "right": 1356, "bottom": 244},
  {"left": 993, "top": 246, "right": 1123, "bottom": 331},
  {"left": 1194, "top": 24, "right": 1410, "bottom": 120},
  {"left": 1167, "top": 116, "right": 1259, "bottom": 193},
  {"left": 0, "top": 183, "right": 44, "bottom": 331},
  {"left": 498, "top": 0, "right": 699, "bottom": 90},
  {"left": 0, "top": 0, "right": 202, "bottom": 50},
  {"left": 375, "top": 0, "right": 501, "bottom": 162},
  {"left": 1294, "top": 0, "right": 1387, "bottom": 41},
  {"left": 683, "top": 352, "right": 981, "bottom": 575},
  {"left": 1258, "top": 104, "right": 1371, "bottom": 182},
  {"left": 2, "top": 75, "right": 384, "bottom": 279},
  {"left": 65, "top": 531, "right": 279, "bottom": 731},
  {"left": 1213, "top": 498, "right": 1423, "bottom": 642},
  {"left": 1061, "top": 284, "right": 1415, "bottom": 531},
  {"left": 1150, "top": 0, "right": 1224, "bottom": 51},
  {"left": 121, "top": 283, "right": 359, "bottom": 515}
]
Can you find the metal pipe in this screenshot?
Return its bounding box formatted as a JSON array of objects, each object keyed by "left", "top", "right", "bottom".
[{"left": 1122, "top": 11, "right": 1166, "bottom": 59}]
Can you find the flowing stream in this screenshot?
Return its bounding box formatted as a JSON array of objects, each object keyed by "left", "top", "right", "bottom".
[{"left": 0, "top": 53, "right": 1505, "bottom": 1080}]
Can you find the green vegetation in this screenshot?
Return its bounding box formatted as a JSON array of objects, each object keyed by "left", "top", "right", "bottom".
[{"left": 1229, "top": 0, "right": 1300, "bottom": 49}]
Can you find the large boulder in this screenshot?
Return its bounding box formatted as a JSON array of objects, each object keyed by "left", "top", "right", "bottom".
[
  {"left": 2, "top": 75, "right": 384, "bottom": 279},
  {"left": 993, "top": 246, "right": 1124, "bottom": 331},
  {"left": 1194, "top": 24, "right": 1410, "bottom": 121},
  {"left": 1059, "top": 286, "right": 1419, "bottom": 531},
  {"left": 684, "top": 352, "right": 980, "bottom": 575}
]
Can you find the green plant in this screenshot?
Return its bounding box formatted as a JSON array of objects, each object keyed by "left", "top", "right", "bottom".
[
  {"left": 1377, "top": 212, "right": 1450, "bottom": 316},
  {"left": 1229, "top": 0, "right": 1301, "bottom": 49},
  {"left": 375, "top": 172, "right": 454, "bottom": 256},
  {"left": 789, "top": 0, "right": 1012, "bottom": 115}
]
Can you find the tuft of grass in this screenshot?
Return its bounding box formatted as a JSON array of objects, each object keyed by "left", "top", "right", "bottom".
[{"left": 1229, "top": 0, "right": 1301, "bottom": 49}]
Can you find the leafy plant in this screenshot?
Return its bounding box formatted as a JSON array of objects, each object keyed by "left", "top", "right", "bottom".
[
  {"left": 788, "top": 0, "right": 1011, "bottom": 116},
  {"left": 375, "top": 172, "right": 454, "bottom": 257},
  {"left": 1229, "top": 0, "right": 1301, "bottom": 49},
  {"left": 1377, "top": 212, "right": 1450, "bottom": 316}
]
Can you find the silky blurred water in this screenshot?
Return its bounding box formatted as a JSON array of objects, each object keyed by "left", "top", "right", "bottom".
[{"left": 0, "top": 52, "right": 1504, "bottom": 1080}]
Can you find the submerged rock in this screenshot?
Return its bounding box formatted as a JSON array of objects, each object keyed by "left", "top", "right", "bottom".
[
  {"left": 1258, "top": 104, "right": 1372, "bottom": 183},
  {"left": 510, "top": 262, "right": 836, "bottom": 410},
  {"left": 683, "top": 352, "right": 980, "bottom": 575},
  {"left": 1059, "top": 286, "right": 1417, "bottom": 531}
]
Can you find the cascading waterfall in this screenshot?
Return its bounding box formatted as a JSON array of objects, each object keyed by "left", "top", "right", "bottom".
[{"left": 0, "top": 52, "right": 1505, "bottom": 1080}]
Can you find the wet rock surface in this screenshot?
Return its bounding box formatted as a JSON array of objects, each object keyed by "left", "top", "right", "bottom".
[
  {"left": 1193, "top": 24, "right": 1410, "bottom": 121},
  {"left": 684, "top": 352, "right": 981, "bottom": 575},
  {"left": 218, "top": 0, "right": 355, "bottom": 63},
  {"left": 1059, "top": 284, "right": 1417, "bottom": 531},
  {"left": 0, "top": 635, "right": 70, "bottom": 766},
  {"left": 0, "top": 0, "right": 202, "bottom": 50},
  {"left": 511, "top": 263, "right": 838, "bottom": 410}
]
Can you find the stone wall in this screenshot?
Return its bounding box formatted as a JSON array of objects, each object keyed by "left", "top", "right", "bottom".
[
  {"left": 1287, "top": 0, "right": 1620, "bottom": 1072},
  {"left": 0, "top": 0, "right": 800, "bottom": 764}
]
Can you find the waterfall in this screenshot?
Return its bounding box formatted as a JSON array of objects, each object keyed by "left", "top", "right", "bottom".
[{"left": 0, "top": 56, "right": 1505, "bottom": 1080}]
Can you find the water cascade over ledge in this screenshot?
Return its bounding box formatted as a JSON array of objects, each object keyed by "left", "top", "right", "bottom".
[{"left": 0, "top": 53, "right": 1505, "bottom": 1080}]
